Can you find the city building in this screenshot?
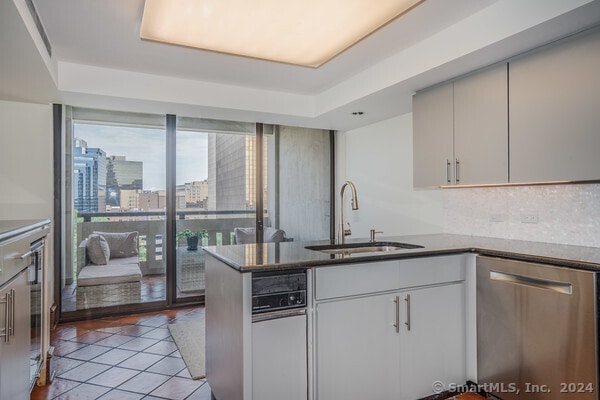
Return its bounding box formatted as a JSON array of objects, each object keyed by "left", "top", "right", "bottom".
[
  {"left": 106, "top": 155, "right": 143, "bottom": 207},
  {"left": 208, "top": 134, "right": 266, "bottom": 211},
  {"left": 177, "top": 180, "right": 209, "bottom": 209},
  {"left": 73, "top": 139, "right": 106, "bottom": 213},
  {"left": 119, "top": 189, "right": 139, "bottom": 211}
]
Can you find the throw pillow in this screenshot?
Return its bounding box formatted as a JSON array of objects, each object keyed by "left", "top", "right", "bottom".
[
  {"left": 264, "top": 227, "right": 287, "bottom": 243},
  {"left": 94, "top": 231, "right": 139, "bottom": 258},
  {"left": 86, "top": 234, "right": 110, "bottom": 265},
  {"left": 234, "top": 227, "right": 286, "bottom": 244}
]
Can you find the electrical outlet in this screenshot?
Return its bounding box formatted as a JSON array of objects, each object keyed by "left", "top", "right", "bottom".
[{"left": 521, "top": 214, "right": 539, "bottom": 224}]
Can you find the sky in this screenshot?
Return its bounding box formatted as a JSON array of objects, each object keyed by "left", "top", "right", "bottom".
[{"left": 75, "top": 124, "right": 209, "bottom": 191}]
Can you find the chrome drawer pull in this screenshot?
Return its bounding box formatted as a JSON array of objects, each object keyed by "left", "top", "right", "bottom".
[
  {"left": 404, "top": 294, "right": 411, "bottom": 331},
  {"left": 9, "top": 289, "right": 15, "bottom": 337},
  {"left": 393, "top": 296, "right": 400, "bottom": 333}
]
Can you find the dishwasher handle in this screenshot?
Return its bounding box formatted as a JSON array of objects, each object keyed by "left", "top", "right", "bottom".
[
  {"left": 490, "top": 270, "right": 573, "bottom": 295},
  {"left": 252, "top": 308, "right": 306, "bottom": 323}
]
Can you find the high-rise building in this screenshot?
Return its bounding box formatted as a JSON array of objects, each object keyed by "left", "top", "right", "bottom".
[
  {"left": 107, "top": 155, "right": 143, "bottom": 207},
  {"left": 208, "top": 134, "right": 266, "bottom": 211},
  {"left": 177, "top": 180, "right": 208, "bottom": 208},
  {"left": 73, "top": 140, "right": 106, "bottom": 213}
]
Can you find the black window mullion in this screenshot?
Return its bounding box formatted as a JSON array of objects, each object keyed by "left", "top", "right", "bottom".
[
  {"left": 256, "top": 123, "right": 264, "bottom": 243},
  {"left": 166, "top": 114, "right": 177, "bottom": 304}
]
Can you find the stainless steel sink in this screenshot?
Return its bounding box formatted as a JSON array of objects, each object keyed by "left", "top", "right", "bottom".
[{"left": 305, "top": 241, "right": 423, "bottom": 255}]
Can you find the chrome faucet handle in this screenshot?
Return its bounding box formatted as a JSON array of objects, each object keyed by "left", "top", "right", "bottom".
[
  {"left": 343, "top": 222, "right": 352, "bottom": 237},
  {"left": 370, "top": 229, "right": 384, "bottom": 242}
]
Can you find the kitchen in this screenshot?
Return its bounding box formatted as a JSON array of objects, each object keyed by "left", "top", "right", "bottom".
[{"left": 2, "top": 0, "right": 600, "bottom": 399}]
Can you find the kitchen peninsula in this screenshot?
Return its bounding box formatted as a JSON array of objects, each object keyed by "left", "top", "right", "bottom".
[{"left": 204, "top": 233, "right": 600, "bottom": 400}]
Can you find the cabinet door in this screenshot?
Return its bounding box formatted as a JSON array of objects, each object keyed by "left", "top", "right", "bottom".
[
  {"left": 316, "top": 294, "right": 400, "bottom": 400},
  {"left": 413, "top": 82, "right": 454, "bottom": 187},
  {"left": 252, "top": 315, "right": 307, "bottom": 400},
  {"left": 454, "top": 64, "right": 508, "bottom": 185},
  {"left": 399, "top": 283, "right": 466, "bottom": 400},
  {"left": 509, "top": 30, "right": 600, "bottom": 183},
  {"left": 0, "top": 270, "right": 31, "bottom": 400}
]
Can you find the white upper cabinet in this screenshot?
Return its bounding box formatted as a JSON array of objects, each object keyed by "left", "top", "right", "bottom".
[
  {"left": 413, "top": 64, "right": 508, "bottom": 187},
  {"left": 509, "top": 29, "right": 600, "bottom": 183},
  {"left": 454, "top": 64, "right": 508, "bottom": 185},
  {"left": 413, "top": 82, "right": 454, "bottom": 187}
]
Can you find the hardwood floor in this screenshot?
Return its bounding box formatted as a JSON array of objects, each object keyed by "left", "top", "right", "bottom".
[{"left": 31, "top": 306, "right": 211, "bottom": 400}]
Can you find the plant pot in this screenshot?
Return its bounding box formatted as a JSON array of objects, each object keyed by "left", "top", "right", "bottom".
[{"left": 186, "top": 236, "right": 199, "bottom": 251}]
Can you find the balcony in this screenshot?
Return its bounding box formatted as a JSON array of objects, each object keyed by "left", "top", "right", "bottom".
[{"left": 62, "top": 210, "right": 256, "bottom": 312}]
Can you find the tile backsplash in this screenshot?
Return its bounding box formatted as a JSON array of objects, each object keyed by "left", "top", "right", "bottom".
[{"left": 443, "top": 183, "right": 600, "bottom": 248}]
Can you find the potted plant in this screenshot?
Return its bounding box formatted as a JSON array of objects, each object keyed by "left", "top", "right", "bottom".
[{"left": 176, "top": 229, "right": 208, "bottom": 251}]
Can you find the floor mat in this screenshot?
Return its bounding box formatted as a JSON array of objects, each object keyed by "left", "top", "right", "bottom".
[{"left": 168, "top": 319, "right": 206, "bottom": 379}]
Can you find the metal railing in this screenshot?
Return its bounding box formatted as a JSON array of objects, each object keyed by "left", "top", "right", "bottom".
[
  {"left": 78, "top": 209, "right": 257, "bottom": 222},
  {"left": 75, "top": 210, "right": 258, "bottom": 277}
]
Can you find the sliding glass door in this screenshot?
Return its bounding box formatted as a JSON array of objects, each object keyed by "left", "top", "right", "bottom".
[
  {"left": 59, "top": 107, "right": 332, "bottom": 319},
  {"left": 174, "top": 117, "right": 258, "bottom": 300},
  {"left": 62, "top": 109, "right": 167, "bottom": 315}
]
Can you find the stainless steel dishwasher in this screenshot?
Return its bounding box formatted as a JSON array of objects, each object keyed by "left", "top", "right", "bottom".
[{"left": 477, "top": 256, "right": 598, "bottom": 400}]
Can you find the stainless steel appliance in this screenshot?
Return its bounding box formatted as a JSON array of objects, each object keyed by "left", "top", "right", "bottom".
[{"left": 477, "top": 256, "right": 597, "bottom": 400}]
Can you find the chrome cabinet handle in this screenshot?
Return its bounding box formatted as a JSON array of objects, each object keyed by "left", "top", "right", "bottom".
[
  {"left": 10, "top": 289, "right": 15, "bottom": 337},
  {"left": 455, "top": 159, "right": 460, "bottom": 184},
  {"left": 393, "top": 296, "right": 400, "bottom": 333},
  {"left": 17, "top": 250, "right": 34, "bottom": 260},
  {"left": 404, "top": 294, "right": 411, "bottom": 331},
  {"left": 445, "top": 159, "right": 451, "bottom": 184},
  {"left": 0, "top": 292, "right": 8, "bottom": 342}
]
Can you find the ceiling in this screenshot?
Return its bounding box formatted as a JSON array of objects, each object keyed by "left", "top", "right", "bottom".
[{"left": 3, "top": 0, "right": 600, "bottom": 130}]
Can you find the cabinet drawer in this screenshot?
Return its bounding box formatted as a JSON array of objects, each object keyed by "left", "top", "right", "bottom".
[
  {"left": 0, "top": 237, "right": 31, "bottom": 286},
  {"left": 314, "top": 255, "right": 466, "bottom": 300}
]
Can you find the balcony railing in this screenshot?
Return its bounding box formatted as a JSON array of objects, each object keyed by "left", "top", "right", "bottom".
[{"left": 74, "top": 210, "right": 257, "bottom": 278}]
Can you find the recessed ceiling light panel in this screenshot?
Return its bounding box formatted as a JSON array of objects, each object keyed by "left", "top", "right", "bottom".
[{"left": 140, "top": 0, "right": 424, "bottom": 67}]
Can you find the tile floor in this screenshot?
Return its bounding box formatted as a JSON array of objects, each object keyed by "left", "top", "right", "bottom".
[
  {"left": 31, "top": 306, "right": 211, "bottom": 400},
  {"left": 32, "top": 306, "right": 489, "bottom": 400}
]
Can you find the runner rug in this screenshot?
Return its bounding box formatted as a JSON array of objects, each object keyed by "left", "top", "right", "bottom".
[{"left": 168, "top": 319, "right": 206, "bottom": 379}]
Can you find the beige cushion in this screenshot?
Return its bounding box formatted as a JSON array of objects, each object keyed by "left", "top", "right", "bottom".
[
  {"left": 86, "top": 234, "right": 110, "bottom": 265},
  {"left": 234, "top": 227, "right": 286, "bottom": 244},
  {"left": 94, "top": 231, "right": 139, "bottom": 259},
  {"left": 77, "top": 257, "right": 142, "bottom": 286}
]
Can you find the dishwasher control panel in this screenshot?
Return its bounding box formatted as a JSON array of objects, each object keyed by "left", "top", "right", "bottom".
[{"left": 251, "top": 269, "right": 307, "bottom": 314}]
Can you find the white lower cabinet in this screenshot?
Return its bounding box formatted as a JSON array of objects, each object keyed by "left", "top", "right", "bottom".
[
  {"left": 399, "top": 283, "right": 465, "bottom": 400},
  {"left": 252, "top": 314, "right": 308, "bottom": 400},
  {"left": 316, "top": 293, "right": 401, "bottom": 399},
  {"left": 314, "top": 257, "right": 466, "bottom": 400}
]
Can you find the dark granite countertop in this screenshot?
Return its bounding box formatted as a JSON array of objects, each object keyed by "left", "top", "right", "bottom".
[
  {"left": 202, "top": 233, "right": 600, "bottom": 273},
  {"left": 0, "top": 219, "right": 51, "bottom": 243}
]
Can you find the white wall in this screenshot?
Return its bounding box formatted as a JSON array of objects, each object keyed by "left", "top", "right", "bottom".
[
  {"left": 337, "top": 113, "right": 444, "bottom": 240},
  {"left": 0, "top": 99, "right": 53, "bottom": 219}
]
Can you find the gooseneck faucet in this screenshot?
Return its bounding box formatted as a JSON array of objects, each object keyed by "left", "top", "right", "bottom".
[{"left": 338, "top": 181, "right": 359, "bottom": 245}]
